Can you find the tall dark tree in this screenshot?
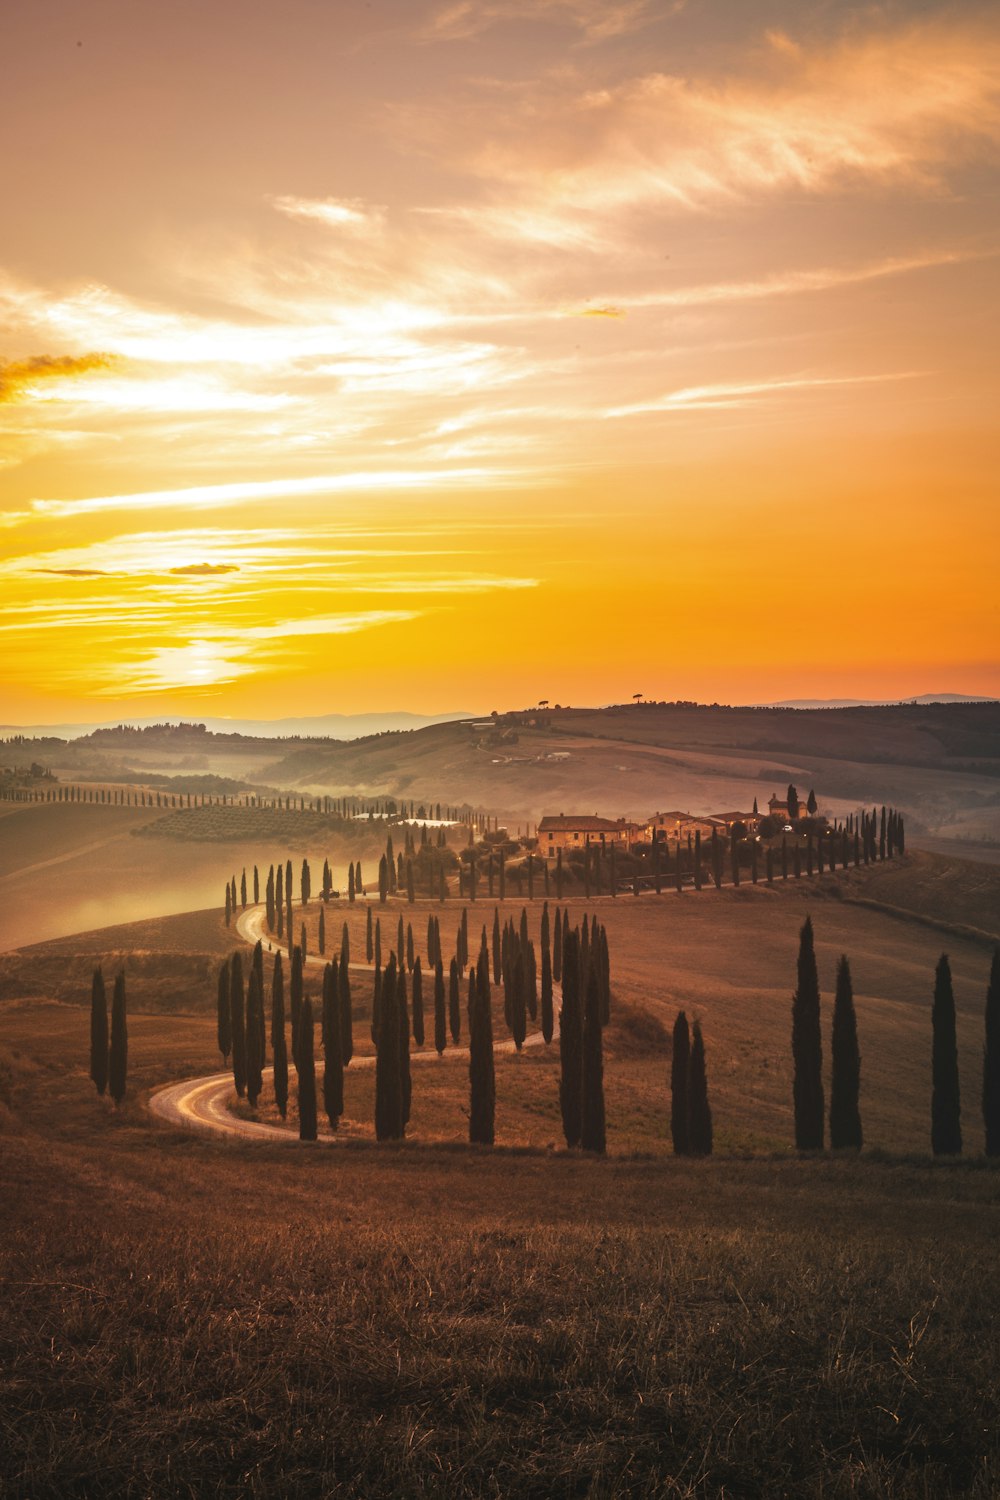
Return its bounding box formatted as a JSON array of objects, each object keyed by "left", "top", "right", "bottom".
[
  {"left": 670, "top": 1011, "right": 690, "bottom": 1155},
  {"left": 807, "top": 788, "right": 818, "bottom": 817},
  {"left": 297, "top": 997, "right": 318, "bottom": 1142},
  {"left": 349, "top": 863, "right": 357, "bottom": 903},
  {"left": 318, "top": 905, "right": 326, "bottom": 956},
  {"left": 240, "top": 869, "right": 247, "bottom": 909},
  {"left": 290, "top": 946, "right": 304, "bottom": 1070},
  {"left": 448, "top": 957, "right": 461, "bottom": 1043},
  {"left": 559, "top": 928, "right": 583, "bottom": 1148},
  {"left": 230, "top": 952, "right": 247, "bottom": 1099},
  {"left": 468, "top": 968, "right": 496, "bottom": 1145},
  {"left": 931, "top": 953, "right": 962, "bottom": 1155},
  {"left": 540, "top": 933, "right": 554, "bottom": 1044},
  {"left": 791, "top": 916, "right": 824, "bottom": 1150},
  {"left": 108, "top": 970, "right": 128, "bottom": 1105},
  {"left": 246, "top": 967, "right": 264, "bottom": 1108},
  {"left": 225, "top": 882, "right": 231, "bottom": 927},
  {"left": 90, "top": 966, "right": 109, "bottom": 1095},
  {"left": 339, "top": 949, "right": 353, "bottom": 1067},
  {"left": 397, "top": 965, "right": 412, "bottom": 1128},
  {"left": 492, "top": 907, "right": 502, "bottom": 984},
  {"left": 581, "top": 962, "right": 606, "bottom": 1153},
  {"left": 787, "top": 784, "right": 800, "bottom": 821},
  {"left": 266, "top": 865, "right": 276, "bottom": 930},
  {"left": 375, "top": 956, "right": 403, "bottom": 1140},
  {"left": 412, "top": 957, "right": 425, "bottom": 1047},
  {"left": 253, "top": 865, "right": 260, "bottom": 905},
  {"left": 433, "top": 960, "right": 447, "bottom": 1054},
  {"left": 511, "top": 950, "right": 527, "bottom": 1052},
  {"left": 271, "top": 952, "right": 288, "bottom": 1120},
  {"left": 553, "top": 906, "right": 563, "bottom": 982},
  {"left": 367, "top": 904, "right": 374, "bottom": 961},
  {"left": 301, "top": 858, "right": 311, "bottom": 905},
  {"left": 687, "top": 1020, "right": 713, "bottom": 1156},
  {"left": 830, "top": 955, "right": 862, "bottom": 1150},
  {"left": 983, "top": 949, "right": 1000, "bottom": 1156},
  {"left": 322, "top": 960, "right": 343, "bottom": 1129}
]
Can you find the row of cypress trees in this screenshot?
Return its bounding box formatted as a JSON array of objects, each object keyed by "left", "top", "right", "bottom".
[
  {"left": 791, "top": 919, "right": 1000, "bottom": 1155},
  {"left": 89, "top": 966, "right": 128, "bottom": 1104}
]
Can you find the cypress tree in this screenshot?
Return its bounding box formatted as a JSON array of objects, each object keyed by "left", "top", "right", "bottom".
[
  {"left": 492, "top": 907, "right": 502, "bottom": 984},
  {"left": 108, "top": 971, "right": 128, "bottom": 1105},
  {"left": 791, "top": 916, "right": 824, "bottom": 1150},
  {"left": 449, "top": 957, "right": 461, "bottom": 1043},
  {"left": 266, "top": 865, "right": 275, "bottom": 929},
  {"left": 556, "top": 847, "right": 563, "bottom": 899},
  {"left": 559, "top": 928, "right": 583, "bottom": 1148},
  {"left": 398, "top": 964, "right": 412, "bottom": 1128},
  {"left": 90, "top": 966, "right": 109, "bottom": 1095},
  {"left": 670, "top": 1011, "right": 690, "bottom": 1155},
  {"left": 434, "top": 960, "right": 447, "bottom": 1054},
  {"left": 511, "top": 950, "right": 527, "bottom": 1051},
  {"left": 375, "top": 955, "right": 402, "bottom": 1139},
  {"left": 687, "top": 1019, "right": 713, "bottom": 1155},
  {"left": 468, "top": 968, "right": 496, "bottom": 1145},
  {"left": 225, "top": 882, "right": 231, "bottom": 926},
  {"left": 240, "top": 870, "right": 247, "bottom": 909},
  {"left": 230, "top": 953, "right": 247, "bottom": 1098},
  {"left": 271, "top": 953, "right": 288, "bottom": 1119},
  {"left": 319, "top": 905, "right": 326, "bottom": 956},
  {"left": 412, "top": 957, "right": 425, "bottom": 1047},
  {"left": 301, "top": 922, "right": 308, "bottom": 962},
  {"left": 541, "top": 933, "right": 554, "bottom": 1044},
  {"left": 246, "top": 967, "right": 264, "bottom": 1108},
  {"left": 290, "top": 946, "right": 303, "bottom": 1070},
  {"left": 406, "top": 922, "right": 415, "bottom": 972},
  {"left": 367, "top": 904, "right": 374, "bottom": 961},
  {"left": 931, "top": 954, "right": 962, "bottom": 1155},
  {"left": 322, "top": 960, "right": 343, "bottom": 1129},
  {"left": 830, "top": 955, "right": 862, "bottom": 1150},
  {"left": 338, "top": 952, "right": 353, "bottom": 1066},
  {"left": 297, "top": 997, "right": 318, "bottom": 1141},
  {"left": 983, "top": 949, "right": 1000, "bottom": 1156},
  {"left": 355, "top": 859, "right": 363, "bottom": 896},
  {"left": 301, "top": 858, "right": 311, "bottom": 905},
  {"left": 553, "top": 906, "right": 563, "bottom": 982},
  {"left": 581, "top": 961, "right": 606, "bottom": 1153},
  {"left": 286, "top": 859, "right": 293, "bottom": 907}
]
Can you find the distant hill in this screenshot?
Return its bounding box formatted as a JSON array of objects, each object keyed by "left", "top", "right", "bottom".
[
  {"left": 0, "top": 710, "right": 475, "bottom": 742},
  {"left": 767, "top": 693, "right": 998, "bottom": 709}
]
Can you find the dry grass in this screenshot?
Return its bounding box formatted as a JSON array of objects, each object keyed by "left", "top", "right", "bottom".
[{"left": 3, "top": 853, "right": 1000, "bottom": 1495}]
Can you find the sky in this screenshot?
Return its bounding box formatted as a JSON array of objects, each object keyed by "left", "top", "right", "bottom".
[{"left": 1, "top": 0, "right": 998, "bottom": 722}]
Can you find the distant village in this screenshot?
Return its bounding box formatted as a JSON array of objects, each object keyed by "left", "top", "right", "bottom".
[{"left": 536, "top": 790, "right": 821, "bottom": 857}]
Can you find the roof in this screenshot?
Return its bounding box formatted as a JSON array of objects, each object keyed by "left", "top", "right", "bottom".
[
  {"left": 648, "top": 810, "right": 697, "bottom": 822},
  {"left": 538, "top": 815, "right": 630, "bottom": 833}
]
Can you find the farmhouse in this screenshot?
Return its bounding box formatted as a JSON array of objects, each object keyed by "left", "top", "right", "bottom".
[
  {"left": 537, "top": 814, "right": 637, "bottom": 858},
  {"left": 646, "top": 810, "right": 718, "bottom": 842}
]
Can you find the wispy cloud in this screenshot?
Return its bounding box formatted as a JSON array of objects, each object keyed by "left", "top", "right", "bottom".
[
  {"left": 270, "top": 195, "right": 386, "bottom": 234},
  {"left": 604, "top": 371, "right": 927, "bottom": 418},
  {"left": 420, "top": 0, "right": 669, "bottom": 43},
  {"left": 0, "top": 352, "right": 120, "bottom": 403},
  {"left": 421, "top": 16, "right": 1000, "bottom": 225}
]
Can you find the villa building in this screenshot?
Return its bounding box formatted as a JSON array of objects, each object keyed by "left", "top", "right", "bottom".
[{"left": 537, "top": 814, "right": 638, "bottom": 858}]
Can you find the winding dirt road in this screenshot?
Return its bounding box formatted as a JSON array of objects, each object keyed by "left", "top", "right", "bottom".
[{"left": 148, "top": 901, "right": 555, "bottom": 1145}]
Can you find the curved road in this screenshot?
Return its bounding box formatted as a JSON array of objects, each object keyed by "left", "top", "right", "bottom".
[{"left": 149, "top": 901, "right": 556, "bottom": 1145}]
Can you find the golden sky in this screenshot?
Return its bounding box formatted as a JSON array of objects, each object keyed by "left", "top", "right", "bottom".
[{"left": 1, "top": 0, "right": 998, "bottom": 721}]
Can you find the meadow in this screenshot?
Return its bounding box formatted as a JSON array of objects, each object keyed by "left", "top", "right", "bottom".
[{"left": 3, "top": 848, "right": 1000, "bottom": 1494}]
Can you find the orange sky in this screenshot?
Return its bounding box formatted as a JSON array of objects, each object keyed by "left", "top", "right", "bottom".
[{"left": 1, "top": 1, "right": 998, "bottom": 722}]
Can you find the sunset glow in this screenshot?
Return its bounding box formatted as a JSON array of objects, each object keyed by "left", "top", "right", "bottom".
[{"left": 2, "top": 1, "right": 998, "bottom": 719}]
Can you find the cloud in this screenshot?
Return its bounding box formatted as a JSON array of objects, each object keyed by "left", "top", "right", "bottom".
[
  {"left": 270, "top": 195, "right": 386, "bottom": 234},
  {"left": 169, "top": 563, "right": 239, "bottom": 575},
  {"left": 23, "top": 466, "right": 536, "bottom": 522},
  {"left": 426, "top": 16, "right": 1000, "bottom": 222},
  {"left": 0, "top": 352, "right": 119, "bottom": 403},
  {"left": 604, "top": 371, "right": 926, "bottom": 418},
  {"left": 36, "top": 567, "right": 109, "bottom": 577},
  {"left": 421, "top": 0, "right": 667, "bottom": 43}
]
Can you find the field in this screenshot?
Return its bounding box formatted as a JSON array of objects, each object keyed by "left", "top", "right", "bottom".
[{"left": 3, "top": 838, "right": 1000, "bottom": 1495}]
